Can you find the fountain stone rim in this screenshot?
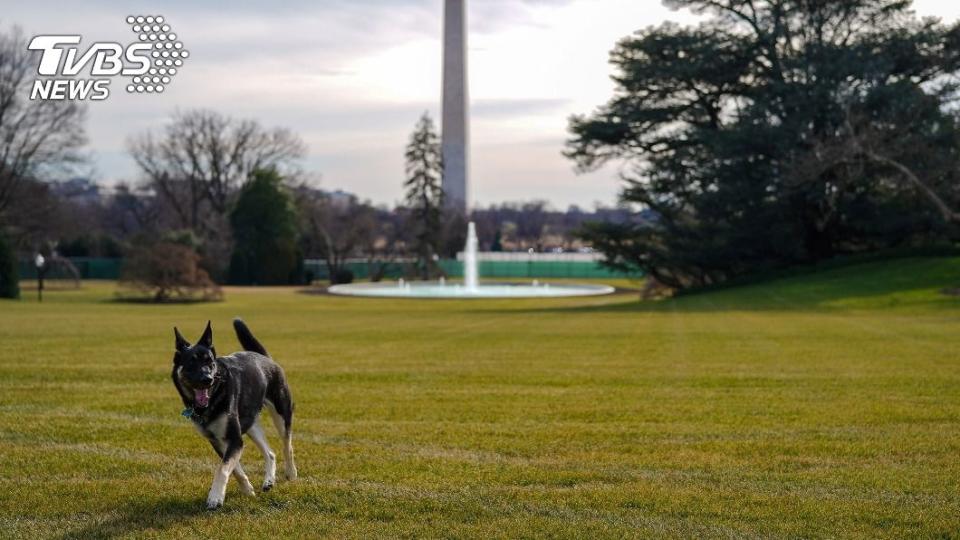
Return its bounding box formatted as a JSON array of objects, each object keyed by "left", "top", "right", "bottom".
[{"left": 327, "top": 280, "right": 617, "bottom": 299}]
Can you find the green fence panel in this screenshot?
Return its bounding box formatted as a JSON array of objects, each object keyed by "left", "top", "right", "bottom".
[
  {"left": 468, "top": 260, "right": 634, "bottom": 279},
  {"left": 438, "top": 260, "right": 462, "bottom": 277},
  {"left": 17, "top": 260, "right": 31, "bottom": 280},
  {"left": 18, "top": 257, "right": 123, "bottom": 280},
  {"left": 310, "top": 259, "right": 637, "bottom": 280},
  {"left": 85, "top": 258, "right": 123, "bottom": 279},
  {"left": 17, "top": 256, "right": 637, "bottom": 282}
]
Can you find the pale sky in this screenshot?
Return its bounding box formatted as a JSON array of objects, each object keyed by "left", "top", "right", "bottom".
[{"left": 5, "top": 1, "right": 959, "bottom": 209}]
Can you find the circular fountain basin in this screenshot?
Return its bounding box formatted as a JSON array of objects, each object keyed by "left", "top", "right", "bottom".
[{"left": 328, "top": 281, "right": 615, "bottom": 299}]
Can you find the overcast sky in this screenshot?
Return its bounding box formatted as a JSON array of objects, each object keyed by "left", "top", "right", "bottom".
[{"left": 6, "top": 1, "right": 960, "bottom": 209}]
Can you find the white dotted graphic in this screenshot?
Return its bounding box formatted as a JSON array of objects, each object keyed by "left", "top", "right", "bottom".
[{"left": 125, "top": 15, "right": 188, "bottom": 94}]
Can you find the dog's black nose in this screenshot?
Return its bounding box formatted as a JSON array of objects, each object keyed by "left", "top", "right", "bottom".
[{"left": 200, "top": 375, "right": 214, "bottom": 385}]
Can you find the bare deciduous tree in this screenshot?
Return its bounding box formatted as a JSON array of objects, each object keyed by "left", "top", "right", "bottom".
[
  {"left": 0, "top": 26, "right": 87, "bottom": 217},
  {"left": 128, "top": 109, "right": 306, "bottom": 231},
  {"left": 1, "top": 178, "right": 65, "bottom": 248},
  {"left": 101, "top": 183, "right": 164, "bottom": 237},
  {"left": 363, "top": 208, "right": 406, "bottom": 282},
  {"left": 296, "top": 186, "right": 378, "bottom": 285}
]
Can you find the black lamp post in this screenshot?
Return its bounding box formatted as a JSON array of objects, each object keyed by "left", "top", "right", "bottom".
[{"left": 35, "top": 253, "right": 45, "bottom": 303}]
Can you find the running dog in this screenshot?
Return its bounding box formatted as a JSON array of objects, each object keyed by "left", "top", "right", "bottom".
[{"left": 171, "top": 318, "right": 298, "bottom": 509}]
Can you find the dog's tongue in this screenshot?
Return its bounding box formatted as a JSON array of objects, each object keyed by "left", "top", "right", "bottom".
[{"left": 194, "top": 388, "right": 210, "bottom": 407}]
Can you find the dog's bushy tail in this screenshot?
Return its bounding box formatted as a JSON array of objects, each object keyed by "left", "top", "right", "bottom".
[{"left": 233, "top": 318, "right": 268, "bottom": 356}]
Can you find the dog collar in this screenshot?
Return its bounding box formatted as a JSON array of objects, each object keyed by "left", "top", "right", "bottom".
[{"left": 181, "top": 407, "right": 195, "bottom": 419}]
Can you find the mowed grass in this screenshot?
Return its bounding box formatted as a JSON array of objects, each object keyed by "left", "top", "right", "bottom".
[{"left": 2, "top": 258, "right": 960, "bottom": 538}]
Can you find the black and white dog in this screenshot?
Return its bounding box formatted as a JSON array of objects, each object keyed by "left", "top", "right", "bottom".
[{"left": 172, "top": 318, "right": 298, "bottom": 509}]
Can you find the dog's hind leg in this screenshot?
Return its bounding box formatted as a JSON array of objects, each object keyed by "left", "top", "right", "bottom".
[
  {"left": 265, "top": 399, "right": 297, "bottom": 480},
  {"left": 281, "top": 426, "right": 297, "bottom": 481},
  {"left": 246, "top": 419, "right": 277, "bottom": 491}
]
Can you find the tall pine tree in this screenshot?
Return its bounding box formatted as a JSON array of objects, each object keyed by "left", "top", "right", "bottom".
[{"left": 404, "top": 113, "right": 444, "bottom": 279}]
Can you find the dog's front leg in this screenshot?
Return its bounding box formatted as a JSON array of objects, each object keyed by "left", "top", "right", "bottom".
[
  {"left": 207, "top": 416, "right": 243, "bottom": 510},
  {"left": 207, "top": 437, "right": 255, "bottom": 497}
]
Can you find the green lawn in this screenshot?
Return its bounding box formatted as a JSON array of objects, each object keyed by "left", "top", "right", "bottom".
[{"left": 2, "top": 258, "right": 960, "bottom": 538}]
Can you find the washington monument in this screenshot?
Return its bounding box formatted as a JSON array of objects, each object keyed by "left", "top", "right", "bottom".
[{"left": 442, "top": 0, "right": 468, "bottom": 212}]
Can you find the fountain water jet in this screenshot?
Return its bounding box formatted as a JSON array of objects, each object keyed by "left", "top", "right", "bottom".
[{"left": 464, "top": 222, "right": 479, "bottom": 291}]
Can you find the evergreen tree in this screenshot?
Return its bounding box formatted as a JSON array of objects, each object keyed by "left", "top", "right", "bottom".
[
  {"left": 567, "top": 0, "right": 960, "bottom": 290},
  {"left": 491, "top": 229, "right": 503, "bottom": 252},
  {"left": 404, "top": 113, "right": 444, "bottom": 279},
  {"left": 229, "top": 169, "right": 301, "bottom": 285},
  {"left": 0, "top": 231, "right": 18, "bottom": 299}
]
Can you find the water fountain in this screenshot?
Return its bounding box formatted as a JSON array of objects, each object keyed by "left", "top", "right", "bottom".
[
  {"left": 463, "top": 222, "right": 479, "bottom": 291},
  {"left": 327, "top": 222, "right": 615, "bottom": 299}
]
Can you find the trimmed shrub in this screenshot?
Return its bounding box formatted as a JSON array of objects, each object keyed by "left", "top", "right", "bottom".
[
  {"left": 331, "top": 268, "right": 354, "bottom": 285},
  {"left": 118, "top": 242, "right": 221, "bottom": 303}
]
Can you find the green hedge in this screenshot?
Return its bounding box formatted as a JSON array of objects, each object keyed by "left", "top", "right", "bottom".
[{"left": 0, "top": 233, "right": 18, "bottom": 299}]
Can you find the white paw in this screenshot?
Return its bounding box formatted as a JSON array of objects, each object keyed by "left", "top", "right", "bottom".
[
  {"left": 262, "top": 479, "right": 274, "bottom": 492},
  {"left": 206, "top": 493, "right": 224, "bottom": 510},
  {"left": 285, "top": 465, "right": 298, "bottom": 481},
  {"left": 240, "top": 482, "right": 257, "bottom": 496}
]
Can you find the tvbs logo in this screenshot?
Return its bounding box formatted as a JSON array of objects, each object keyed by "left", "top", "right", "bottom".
[{"left": 29, "top": 15, "right": 188, "bottom": 101}]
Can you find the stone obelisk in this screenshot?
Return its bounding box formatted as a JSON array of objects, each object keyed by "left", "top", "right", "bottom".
[{"left": 441, "top": 0, "right": 468, "bottom": 212}]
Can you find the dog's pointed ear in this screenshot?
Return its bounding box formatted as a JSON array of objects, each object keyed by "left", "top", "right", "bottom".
[
  {"left": 198, "top": 320, "right": 213, "bottom": 348},
  {"left": 174, "top": 327, "right": 190, "bottom": 352}
]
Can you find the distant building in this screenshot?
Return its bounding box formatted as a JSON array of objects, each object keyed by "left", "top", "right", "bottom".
[
  {"left": 327, "top": 189, "right": 356, "bottom": 207},
  {"left": 51, "top": 178, "right": 101, "bottom": 204}
]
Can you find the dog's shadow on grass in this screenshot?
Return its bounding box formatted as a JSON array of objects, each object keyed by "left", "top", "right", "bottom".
[{"left": 58, "top": 496, "right": 211, "bottom": 540}]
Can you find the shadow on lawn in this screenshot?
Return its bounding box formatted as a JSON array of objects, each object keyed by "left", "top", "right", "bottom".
[
  {"left": 59, "top": 496, "right": 208, "bottom": 540},
  {"left": 486, "top": 257, "right": 960, "bottom": 314}
]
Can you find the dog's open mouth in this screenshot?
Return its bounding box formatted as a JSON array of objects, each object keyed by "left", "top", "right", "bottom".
[{"left": 194, "top": 388, "right": 211, "bottom": 407}]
